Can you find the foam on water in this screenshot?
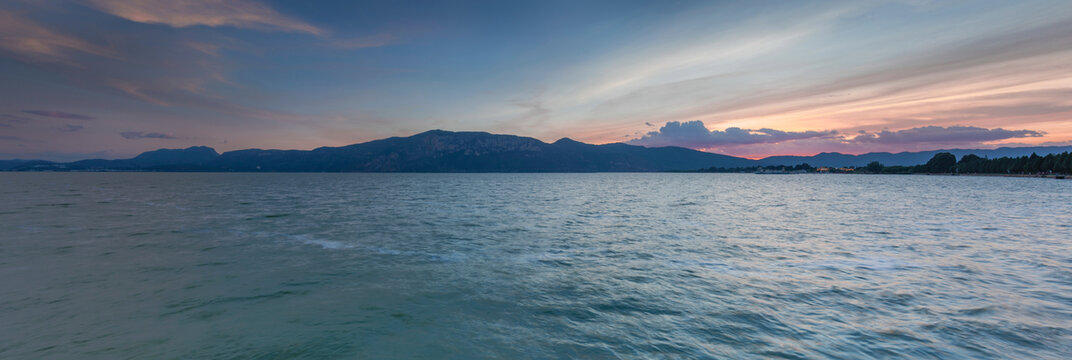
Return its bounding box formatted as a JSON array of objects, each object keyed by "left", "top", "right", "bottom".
[{"left": 299, "top": 237, "right": 353, "bottom": 250}]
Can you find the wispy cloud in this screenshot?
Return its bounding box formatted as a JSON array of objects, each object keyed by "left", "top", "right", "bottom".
[
  {"left": 185, "top": 41, "right": 221, "bottom": 56},
  {"left": 85, "top": 0, "right": 323, "bottom": 34},
  {"left": 854, "top": 126, "right": 1043, "bottom": 145},
  {"left": 23, "top": 110, "right": 95, "bottom": 120},
  {"left": 563, "top": 7, "right": 852, "bottom": 107},
  {"left": 0, "top": 10, "right": 115, "bottom": 64},
  {"left": 59, "top": 124, "right": 85, "bottom": 132},
  {"left": 0, "top": 114, "right": 34, "bottom": 123},
  {"left": 120, "top": 131, "right": 176, "bottom": 139},
  {"left": 550, "top": 5, "right": 1072, "bottom": 151},
  {"left": 676, "top": 17, "right": 1072, "bottom": 130}
]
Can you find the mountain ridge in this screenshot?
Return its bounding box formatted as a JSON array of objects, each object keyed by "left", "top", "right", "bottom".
[
  {"left": 2, "top": 130, "right": 755, "bottom": 172},
  {"left": 3, "top": 130, "right": 1071, "bottom": 171}
]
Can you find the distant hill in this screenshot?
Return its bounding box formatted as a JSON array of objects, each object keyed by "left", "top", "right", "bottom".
[
  {"left": 1, "top": 130, "right": 755, "bottom": 172},
  {"left": 3, "top": 131, "right": 1069, "bottom": 172},
  {"left": 757, "top": 146, "right": 1072, "bottom": 167}
]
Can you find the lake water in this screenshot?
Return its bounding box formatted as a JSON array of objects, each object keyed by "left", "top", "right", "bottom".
[{"left": 1, "top": 173, "right": 1070, "bottom": 359}]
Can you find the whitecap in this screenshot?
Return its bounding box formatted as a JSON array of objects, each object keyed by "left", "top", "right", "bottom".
[{"left": 293, "top": 234, "right": 354, "bottom": 249}]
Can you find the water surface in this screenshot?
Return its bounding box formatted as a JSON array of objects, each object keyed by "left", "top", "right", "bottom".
[{"left": 1, "top": 173, "right": 1070, "bottom": 358}]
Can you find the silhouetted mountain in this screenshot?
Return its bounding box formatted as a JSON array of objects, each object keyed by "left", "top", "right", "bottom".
[
  {"left": 131, "top": 146, "right": 219, "bottom": 166},
  {"left": 6, "top": 131, "right": 1071, "bottom": 172},
  {"left": 36, "top": 146, "right": 221, "bottom": 171},
  {"left": 5, "top": 130, "right": 756, "bottom": 172},
  {"left": 0, "top": 159, "right": 52, "bottom": 171},
  {"left": 757, "top": 146, "right": 1072, "bottom": 167},
  {"left": 208, "top": 130, "right": 756, "bottom": 171}
]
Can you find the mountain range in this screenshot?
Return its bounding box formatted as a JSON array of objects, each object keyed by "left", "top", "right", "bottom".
[{"left": 2, "top": 130, "right": 1070, "bottom": 172}]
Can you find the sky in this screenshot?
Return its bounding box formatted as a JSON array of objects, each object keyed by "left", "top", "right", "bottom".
[{"left": 1, "top": 0, "right": 1071, "bottom": 160}]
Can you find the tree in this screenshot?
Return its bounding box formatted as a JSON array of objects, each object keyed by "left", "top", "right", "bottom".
[
  {"left": 865, "top": 161, "right": 884, "bottom": 173},
  {"left": 957, "top": 154, "right": 982, "bottom": 173},
  {"left": 1026, "top": 153, "right": 1042, "bottom": 173},
  {"left": 925, "top": 152, "right": 956, "bottom": 173}
]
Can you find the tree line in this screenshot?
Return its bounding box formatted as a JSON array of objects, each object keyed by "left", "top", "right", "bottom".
[
  {"left": 865, "top": 152, "right": 1072, "bottom": 174},
  {"left": 694, "top": 151, "right": 1072, "bottom": 175}
]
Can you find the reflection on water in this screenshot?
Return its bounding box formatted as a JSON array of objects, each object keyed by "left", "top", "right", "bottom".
[{"left": 1, "top": 173, "right": 1070, "bottom": 358}]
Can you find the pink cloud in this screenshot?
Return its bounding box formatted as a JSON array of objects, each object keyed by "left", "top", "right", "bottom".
[
  {"left": 86, "top": 0, "right": 323, "bottom": 35},
  {"left": 0, "top": 10, "right": 116, "bottom": 64}
]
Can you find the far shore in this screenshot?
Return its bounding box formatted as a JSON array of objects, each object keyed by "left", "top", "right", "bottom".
[{"left": 919, "top": 173, "right": 1067, "bottom": 179}]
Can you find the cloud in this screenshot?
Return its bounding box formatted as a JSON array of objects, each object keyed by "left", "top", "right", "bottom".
[
  {"left": 509, "top": 100, "right": 550, "bottom": 127},
  {"left": 628, "top": 120, "right": 837, "bottom": 148},
  {"left": 0, "top": 135, "right": 26, "bottom": 141},
  {"left": 554, "top": 8, "right": 1072, "bottom": 147},
  {"left": 85, "top": 0, "right": 323, "bottom": 35},
  {"left": 853, "top": 126, "right": 1043, "bottom": 145},
  {"left": 120, "top": 131, "right": 176, "bottom": 139},
  {"left": 23, "top": 110, "right": 95, "bottom": 120},
  {"left": 628, "top": 121, "right": 1049, "bottom": 157},
  {"left": 0, "top": 114, "right": 34, "bottom": 123},
  {"left": 185, "top": 41, "right": 221, "bottom": 56},
  {"left": 330, "top": 33, "right": 396, "bottom": 49},
  {"left": 59, "top": 124, "right": 85, "bottom": 132},
  {"left": 0, "top": 10, "right": 116, "bottom": 64}
]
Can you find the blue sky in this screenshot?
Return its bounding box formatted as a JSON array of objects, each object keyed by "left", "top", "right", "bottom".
[{"left": 1, "top": 0, "right": 1071, "bottom": 160}]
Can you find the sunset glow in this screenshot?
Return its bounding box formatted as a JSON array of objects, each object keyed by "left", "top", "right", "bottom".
[{"left": 1, "top": 1, "right": 1070, "bottom": 160}]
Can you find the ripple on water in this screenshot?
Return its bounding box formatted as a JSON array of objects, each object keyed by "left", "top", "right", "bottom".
[{"left": 2, "top": 173, "right": 1071, "bottom": 359}]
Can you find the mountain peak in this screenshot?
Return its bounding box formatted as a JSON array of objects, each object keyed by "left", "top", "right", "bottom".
[
  {"left": 130, "top": 146, "right": 219, "bottom": 166},
  {"left": 553, "top": 137, "right": 583, "bottom": 145},
  {"left": 414, "top": 129, "right": 453, "bottom": 136}
]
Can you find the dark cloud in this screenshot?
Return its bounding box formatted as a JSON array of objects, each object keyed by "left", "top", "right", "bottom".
[
  {"left": 59, "top": 124, "right": 85, "bottom": 132},
  {"left": 628, "top": 120, "right": 837, "bottom": 148},
  {"left": 0, "top": 122, "right": 10, "bottom": 128},
  {"left": 120, "top": 131, "right": 176, "bottom": 140},
  {"left": 23, "top": 110, "right": 95, "bottom": 120},
  {"left": 1, "top": 114, "right": 35, "bottom": 123},
  {"left": 0, "top": 135, "right": 26, "bottom": 141},
  {"left": 853, "top": 126, "right": 1043, "bottom": 144}
]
